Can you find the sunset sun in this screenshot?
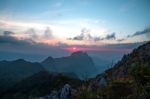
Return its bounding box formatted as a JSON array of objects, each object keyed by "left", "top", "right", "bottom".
[{"left": 72, "top": 47, "right": 77, "bottom": 51}]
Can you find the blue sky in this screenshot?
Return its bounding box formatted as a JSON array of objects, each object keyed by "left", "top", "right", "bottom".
[{"left": 0, "top": 0, "right": 150, "bottom": 45}]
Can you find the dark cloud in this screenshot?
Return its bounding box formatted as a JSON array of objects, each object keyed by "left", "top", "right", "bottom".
[
  {"left": 128, "top": 27, "right": 150, "bottom": 37},
  {"left": 0, "top": 30, "right": 62, "bottom": 47},
  {"left": 3, "top": 31, "right": 15, "bottom": 36},
  {"left": 69, "top": 29, "right": 116, "bottom": 41},
  {"left": 105, "top": 32, "right": 116, "bottom": 40},
  {"left": 93, "top": 36, "right": 103, "bottom": 41},
  {"left": 96, "top": 33, "right": 116, "bottom": 41},
  {"left": 69, "top": 28, "right": 92, "bottom": 40},
  {"left": 72, "top": 34, "right": 84, "bottom": 40},
  {"left": 117, "top": 28, "right": 150, "bottom": 42},
  {"left": 0, "top": 31, "right": 34, "bottom": 46},
  {"left": 117, "top": 38, "right": 126, "bottom": 42},
  {"left": 69, "top": 28, "right": 150, "bottom": 42}
]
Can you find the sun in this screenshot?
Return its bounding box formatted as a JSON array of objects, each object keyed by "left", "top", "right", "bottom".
[
  {"left": 63, "top": 46, "right": 83, "bottom": 52},
  {"left": 72, "top": 47, "right": 77, "bottom": 50}
]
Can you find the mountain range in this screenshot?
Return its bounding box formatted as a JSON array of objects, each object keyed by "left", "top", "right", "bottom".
[
  {"left": 0, "top": 41, "right": 149, "bottom": 99},
  {"left": 0, "top": 51, "right": 96, "bottom": 96}
]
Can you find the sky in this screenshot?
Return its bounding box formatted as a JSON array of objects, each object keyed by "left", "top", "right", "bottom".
[
  {"left": 0, "top": 0, "right": 150, "bottom": 46},
  {"left": 0, "top": 0, "right": 149, "bottom": 75},
  {"left": 0, "top": 0, "right": 149, "bottom": 64}
]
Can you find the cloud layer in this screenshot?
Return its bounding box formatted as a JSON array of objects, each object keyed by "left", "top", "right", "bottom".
[
  {"left": 68, "top": 27, "right": 150, "bottom": 43},
  {"left": 1, "top": 19, "right": 149, "bottom": 44},
  {"left": 68, "top": 28, "right": 116, "bottom": 41}
]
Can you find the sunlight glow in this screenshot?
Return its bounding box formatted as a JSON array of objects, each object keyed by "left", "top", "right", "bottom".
[{"left": 63, "top": 47, "right": 132, "bottom": 52}]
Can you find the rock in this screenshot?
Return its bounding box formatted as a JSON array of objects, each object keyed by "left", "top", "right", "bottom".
[
  {"left": 47, "top": 84, "right": 73, "bottom": 99},
  {"left": 60, "top": 84, "right": 72, "bottom": 99}
]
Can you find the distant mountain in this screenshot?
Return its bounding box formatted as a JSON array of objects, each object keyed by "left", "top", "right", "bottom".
[
  {"left": 0, "top": 59, "right": 45, "bottom": 94},
  {"left": 41, "top": 51, "right": 96, "bottom": 78}
]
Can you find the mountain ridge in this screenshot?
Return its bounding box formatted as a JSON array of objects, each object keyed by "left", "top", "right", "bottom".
[{"left": 0, "top": 42, "right": 150, "bottom": 98}]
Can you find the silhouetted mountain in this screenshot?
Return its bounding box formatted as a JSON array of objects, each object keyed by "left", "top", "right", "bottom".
[
  {"left": 0, "top": 59, "right": 45, "bottom": 94},
  {"left": 42, "top": 51, "right": 96, "bottom": 78},
  {"left": 1, "top": 71, "right": 81, "bottom": 98},
  {"left": 42, "top": 56, "right": 56, "bottom": 71}
]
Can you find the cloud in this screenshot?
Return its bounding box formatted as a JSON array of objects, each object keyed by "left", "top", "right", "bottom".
[
  {"left": 0, "top": 32, "right": 69, "bottom": 61},
  {"left": 3, "top": 31, "right": 15, "bottom": 36},
  {"left": 127, "top": 27, "right": 150, "bottom": 38},
  {"left": 0, "top": 29, "right": 62, "bottom": 47},
  {"left": 132, "top": 28, "right": 150, "bottom": 36},
  {"left": 0, "top": 18, "right": 106, "bottom": 39},
  {"left": 43, "top": 27, "right": 53, "bottom": 39},
  {"left": 94, "top": 33, "right": 116, "bottom": 41},
  {"left": 105, "top": 32, "right": 116, "bottom": 40},
  {"left": 117, "top": 38, "right": 125, "bottom": 42},
  {"left": 0, "top": 31, "right": 34, "bottom": 46},
  {"left": 71, "top": 34, "right": 84, "bottom": 40},
  {"left": 25, "top": 28, "right": 39, "bottom": 39},
  {"left": 69, "top": 28, "right": 92, "bottom": 40},
  {"left": 69, "top": 29, "right": 116, "bottom": 41},
  {"left": 23, "top": 27, "right": 54, "bottom": 40},
  {"left": 116, "top": 28, "right": 150, "bottom": 43}
]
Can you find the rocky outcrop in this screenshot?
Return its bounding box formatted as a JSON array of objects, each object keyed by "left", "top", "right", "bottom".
[
  {"left": 60, "top": 84, "right": 72, "bottom": 99},
  {"left": 27, "top": 84, "right": 74, "bottom": 99}
]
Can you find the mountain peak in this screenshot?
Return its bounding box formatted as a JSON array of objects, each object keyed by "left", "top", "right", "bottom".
[
  {"left": 14, "top": 59, "right": 26, "bottom": 63},
  {"left": 41, "top": 51, "right": 96, "bottom": 78},
  {"left": 71, "top": 51, "right": 88, "bottom": 57},
  {"left": 45, "top": 56, "right": 54, "bottom": 61},
  {"left": 42, "top": 56, "right": 54, "bottom": 63}
]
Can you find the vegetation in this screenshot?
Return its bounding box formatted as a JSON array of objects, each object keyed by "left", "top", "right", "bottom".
[{"left": 75, "top": 41, "right": 150, "bottom": 99}]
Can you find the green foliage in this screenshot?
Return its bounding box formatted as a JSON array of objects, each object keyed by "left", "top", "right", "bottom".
[
  {"left": 131, "top": 62, "right": 150, "bottom": 98},
  {"left": 75, "top": 86, "right": 100, "bottom": 99}
]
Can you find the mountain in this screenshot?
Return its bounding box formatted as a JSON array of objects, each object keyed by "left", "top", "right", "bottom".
[
  {"left": 87, "top": 41, "right": 150, "bottom": 98},
  {"left": 0, "top": 42, "right": 149, "bottom": 98},
  {"left": 1, "top": 71, "right": 82, "bottom": 98},
  {"left": 105, "top": 41, "right": 150, "bottom": 80},
  {"left": 0, "top": 59, "right": 45, "bottom": 94},
  {"left": 41, "top": 51, "right": 96, "bottom": 78}
]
